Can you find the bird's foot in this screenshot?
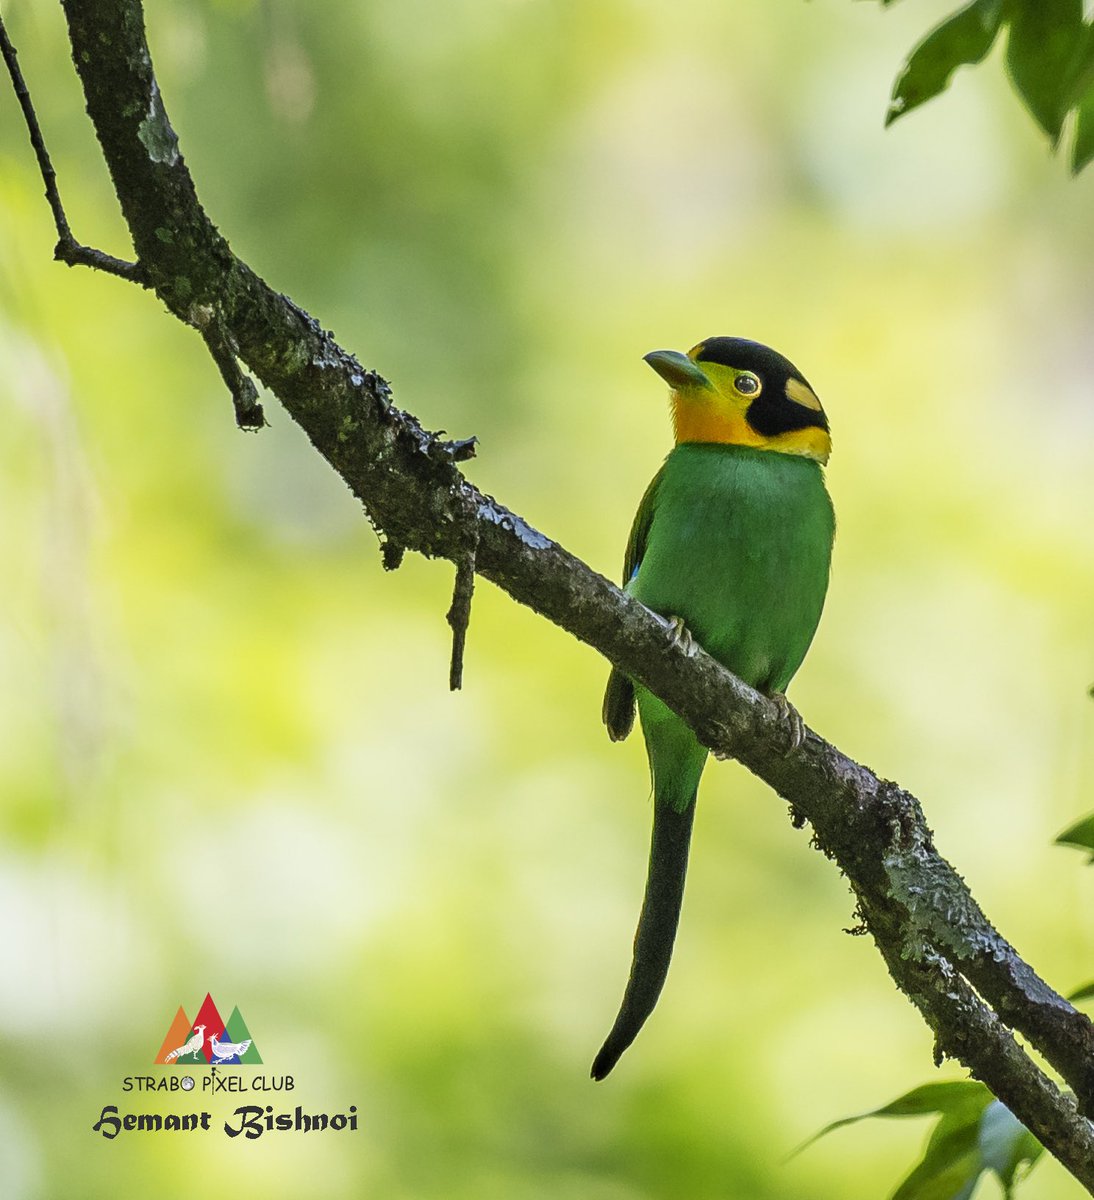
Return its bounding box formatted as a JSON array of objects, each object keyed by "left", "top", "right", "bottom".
[
  {"left": 664, "top": 614, "right": 698, "bottom": 657},
  {"left": 769, "top": 692, "right": 806, "bottom": 755}
]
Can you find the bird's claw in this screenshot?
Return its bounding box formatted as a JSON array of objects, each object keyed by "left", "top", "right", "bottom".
[
  {"left": 665, "top": 614, "right": 698, "bottom": 657},
  {"left": 770, "top": 692, "right": 805, "bottom": 755}
]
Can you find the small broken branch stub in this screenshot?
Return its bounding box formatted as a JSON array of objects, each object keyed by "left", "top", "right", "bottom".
[{"left": 447, "top": 538, "right": 478, "bottom": 692}]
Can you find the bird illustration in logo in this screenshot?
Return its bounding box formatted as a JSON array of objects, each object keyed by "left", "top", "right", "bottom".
[
  {"left": 210, "top": 1031, "right": 253, "bottom": 1064},
  {"left": 164, "top": 1024, "right": 206, "bottom": 1063}
]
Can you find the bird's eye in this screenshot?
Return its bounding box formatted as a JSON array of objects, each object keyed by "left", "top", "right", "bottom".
[{"left": 734, "top": 373, "right": 761, "bottom": 396}]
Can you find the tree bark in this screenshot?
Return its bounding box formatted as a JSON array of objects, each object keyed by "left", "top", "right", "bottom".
[{"left": 9, "top": 0, "right": 1092, "bottom": 1187}]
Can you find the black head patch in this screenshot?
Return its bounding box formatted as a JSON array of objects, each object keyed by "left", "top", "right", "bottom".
[{"left": 694, "top": 336, "right": 829, "bottom": 436}]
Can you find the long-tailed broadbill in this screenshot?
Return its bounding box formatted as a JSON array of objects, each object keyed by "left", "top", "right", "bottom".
[{"left": 593, "top": 336, "right": 834, "bottom": 1080}]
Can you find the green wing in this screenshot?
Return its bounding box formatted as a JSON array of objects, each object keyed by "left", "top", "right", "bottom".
[{"left": 602, "top": 466, "right": 664, "bottom": 741}]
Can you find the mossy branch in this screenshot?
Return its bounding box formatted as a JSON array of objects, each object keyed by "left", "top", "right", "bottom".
[{"left": 4, "top": 0, "right": 1092, "bottom": 1187}]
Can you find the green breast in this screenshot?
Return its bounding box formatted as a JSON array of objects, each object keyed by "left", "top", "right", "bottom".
[{"left": 629, "top": 443, "right": 834, "bottom": 694}]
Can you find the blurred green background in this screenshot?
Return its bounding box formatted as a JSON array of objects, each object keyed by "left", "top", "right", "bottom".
[{"left": 1, "top": 1, "right": 1093, "bottom": 1196}]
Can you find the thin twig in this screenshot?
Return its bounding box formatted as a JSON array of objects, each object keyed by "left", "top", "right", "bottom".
[
  {"left": 0, "top": 12, "right": 70, "bottom": 240},
  {"left": 0, "top": 10, "right": 142, "bottom": 283},
  {"left": 55, "top": 239, "right": 145, "bottom": 282}
]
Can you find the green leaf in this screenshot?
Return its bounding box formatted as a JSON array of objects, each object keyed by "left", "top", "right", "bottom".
[
  {"left": 1005, "top": 0, "right": 1087, "bottom": 143},
  {"left": 1055, "top": 812, "right": 1094, "bottom": 857},
  {"left": 977, "top": 1101, "right": 1044, "bottom": 1198},
  {"left": 800, "top": 1082, "right": 1045, "bottom": 1200},
  {"left": 886, "top": 0, "right": 1005, "bottom": 128},
  {"left": 1062, "top": 21, "right": 1094, "bottom": 110},
  {"left": 891, "top": 1126, "right": 981, "bottom": 1200},
  {"left": 892, "top": 1098, "right": 993, "bottom": 1200},
  {"left": 876, "top": 1081, "right": 994, "bottom": 1120},
  {"left": 1072, "top": 84, "right": 1094, "bottom": 173},
  {"left": 1067, "top": 979, "right": 1094, "bottom": 1002},
  {"left": 794, "top": 1080, "right": 991, "bottom": 1156}
]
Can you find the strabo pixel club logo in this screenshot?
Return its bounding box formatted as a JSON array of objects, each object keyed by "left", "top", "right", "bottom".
[
  {"left": 91, "top": 993, "right": 359, "bottom": 1141},
  {"left": 154, "top": 992, "right": 264, "bottom": 1071}
]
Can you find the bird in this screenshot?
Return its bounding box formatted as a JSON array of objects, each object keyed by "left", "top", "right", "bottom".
[
  {"left": 592, "top": 336, "right": 835, "bottom": 1081},
  {"left": 210, "top": 1031, "right": 253, "bottom": 1064},
  {"left": 165, "top": 1024, "right": 207, "bottom": 1063}
]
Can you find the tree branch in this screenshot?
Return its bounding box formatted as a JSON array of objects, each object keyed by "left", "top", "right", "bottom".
[{"left": 12, "top": 0, "right": 1093, "bottom": 1186}]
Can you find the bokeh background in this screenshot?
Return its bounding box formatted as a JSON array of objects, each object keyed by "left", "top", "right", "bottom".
[{"left": 1, "top": 0, "right": 1093, "bottom": 1196}]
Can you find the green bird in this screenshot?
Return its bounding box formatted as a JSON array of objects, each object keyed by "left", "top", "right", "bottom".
[{"left": 592, "top": 336, "right": 835, "bottom": 1080}]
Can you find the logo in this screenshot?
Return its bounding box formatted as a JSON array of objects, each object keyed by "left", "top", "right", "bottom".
[
  {"left": 155, "top": 993, "right": 261, "bottom": 1066},
  {"left": 90, "top": 991, "right": 359, "bottom": 1139}
]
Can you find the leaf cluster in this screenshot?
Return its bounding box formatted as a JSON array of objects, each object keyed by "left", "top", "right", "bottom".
[
  {"left": 881, "top": 0, "right": 1094, "bottom": 173},
  {"left": 803, "top": 1081, "right": 1042, "bottom": 1200},
  {"left": 1058, "top": 813, "right": 1094, "bottom": 1002}
]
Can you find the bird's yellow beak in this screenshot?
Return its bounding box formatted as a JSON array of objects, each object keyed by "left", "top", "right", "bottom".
[{"left": 643, "top": 349, "right": 712, "bottom": 390}]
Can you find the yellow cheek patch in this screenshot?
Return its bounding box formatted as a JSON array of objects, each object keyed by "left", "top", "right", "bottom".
[
  {"left": 672, "top": 394, "right": 753, "bottom": 447},
  {"left": 671, "top": 391, "right": 831, "bottom": 464},
  {"left": 785, "top": 377, "right": 823, "bottom": 412}
]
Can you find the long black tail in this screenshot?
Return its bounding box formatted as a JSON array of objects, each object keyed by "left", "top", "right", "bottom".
[{"left": 591, "top": 794, "right": 697, "bottom": 1080}]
